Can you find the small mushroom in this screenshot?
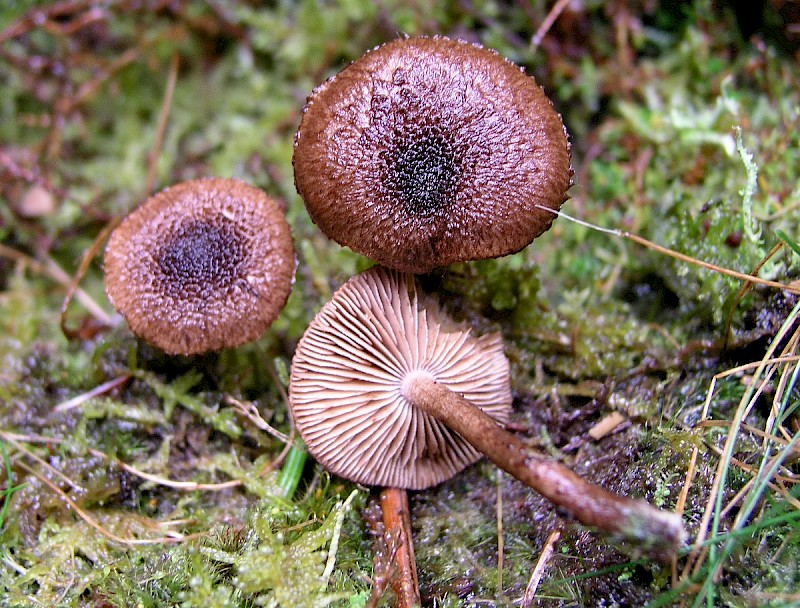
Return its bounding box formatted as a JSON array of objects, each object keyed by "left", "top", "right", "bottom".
[
  {"left": 290, "top": 267, "right": 686, "bottom": 559},
  {"left": 290, "top": 265, "right": 512, "bottom": 489},
  {"left": 104, "top": 178, "right": 295, "bottom": 355},
  {"left": 293, "top": 35, "right": 571, "bottom": 274}
]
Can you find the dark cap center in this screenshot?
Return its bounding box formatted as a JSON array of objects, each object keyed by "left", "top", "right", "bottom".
[
  {"left": 386, "top": 134, "right": 461, "bottom": 216},
  {"left": 156, "top": 220, "right": 245, "bottom": 299}
]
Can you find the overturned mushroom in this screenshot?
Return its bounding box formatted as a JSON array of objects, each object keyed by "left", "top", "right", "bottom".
[
  {"left": 293, "top": 36, "right": 571, "bottom": 274},
  {"left": 104, "top": 178, "right": 295, "bottom": 355},
  {"left": 290, "top": 267, "right": 686, "bottom": 559},
  {"left": 291, "top": 266, "right": 512, "bottom": 488}
]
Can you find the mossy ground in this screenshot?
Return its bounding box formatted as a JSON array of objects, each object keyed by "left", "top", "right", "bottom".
[{"left": 1, "top": 1, "right": 799, "bottom": 606}]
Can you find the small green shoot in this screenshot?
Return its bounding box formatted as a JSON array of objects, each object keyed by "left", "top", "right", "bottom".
[
  {"left": 0, "top": 440, "right": 25, "bottom": 533},
  {"left": 279, "top": 440, "right": 308, "bottom": 500},
  {"left": 776, "top": 229, "right": 800, "bottom": 259}
]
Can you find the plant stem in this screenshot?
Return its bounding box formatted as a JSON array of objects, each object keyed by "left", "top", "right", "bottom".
[{"left": 404, "top": 376, "right": 686, "bottom": 561}]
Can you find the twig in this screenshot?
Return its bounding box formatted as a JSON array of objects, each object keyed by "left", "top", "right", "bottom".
[
  {"left": 0, "top": 0, "right": 97, "bottom": 43},
  {"left": 0, "top": 148, "right": 66, "bottom": 198},
  {"left": 2, "top": 435, "right": 80, "bottom": 491},
  {"left": 724, "top": 241, "right": 786, "bottom": 347},
  {"left": 145, "top": 52, "right": 179, "bottom": 197},
  {"left": 521, "top": 528, "right": 561, "bottom": 608},
  {"left": 496, "top": 468, "right": 504, "bottom": 596},
  {"left": 60, "top": 49, "right": 179, "bottom": 339},
  {"left": 0, "top": 243, "right": 112, "bottom": 326},
  {"left": 530, "top": 0, "right": 573, "bottom": 49},
  {"left": 88, "top": 450, "right": 243, "bottom": 492},
  {"left": 259, "top": 357, "right": 299, "bottom": 478},
  {"left": 47, "top": 46, "right": 141, "bottom": 159},
  {"left": 221, "top": 386, "right": 299, "bottom": 498},
  {"left": 59, "top": 220, "right": 119, "bottom": 339},
  {"left": 225, "top": 396, "right": 289, "bottom": 443},
  {"left": 0, "top": 430, "right": 244, "bottom": 493},
  {"left": 53, "top": 375, "right": 131, "bottom": 412},
  {"left": 15, "top": 457, "right": 194, "bottom": 545},
  {"left": 699, "top": 413, "right": 800, "bottom": 451}
]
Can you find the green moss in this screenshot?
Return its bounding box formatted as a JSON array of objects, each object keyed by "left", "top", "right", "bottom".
[{"left": 2, "top": 1, "right": 800, "bottom": 606}]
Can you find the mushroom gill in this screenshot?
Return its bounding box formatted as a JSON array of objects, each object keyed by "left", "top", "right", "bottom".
[{"left": 289, "top": 266, "right": 512, "bottom": 489}]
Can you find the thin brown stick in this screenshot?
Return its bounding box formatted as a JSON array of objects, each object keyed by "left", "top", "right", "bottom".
[
  {"left": 145, "top": 52, "right": 179, "bottom": 197},
  {"left": 63, "top": 46, "right": 141, "bottom": 114},
  {"left": 530, "top": 0, "right": 573, "bottom": 48},
  {"left": 675, "top": 446, "right": 698, "bottom": 519},
  {"left": 0, "top": 148, "right": 66, "bottom": 198},
  {"left": 257, "top": 357, "right": 297, "bottom": 476},
  {"left": 699, "top": 414, "right": 800, "bottom": 451},
  {"left": 60, "top": 51, "right": 179, "bottom": 340},
  {"left": 87, "top": 449, "right": 243, "bottom": 492},
  {"left": 46, "top": 46, "right": 141, "bottom": 159},
  {"left": 0, "top": 430, "right": 244, "bottom": 493},
  {"left": 405, "top": 376, "right": 686, "bottom": 561},
  {"left": 496, "top": 468, "right": 504, "bottom": 596},
  {"left": 225, "top": 396, "right": 290, "bottom": 444},
  {"left": 0, "top": 243, "right": 111, "bottom": 326},
  {"left": 59, "top": 218, "right": 119, "bottom": 339},
  {"left": 15, "top": 459, "right": 196, "bottom": 545},
  {"left": 0, "top": 0, "right": 96, "bottom": 43},
  {"left": 3, "top": 435, "right": 81, "bottom": 491},
  {"left": 521, "top": 528, "right": 561, "bottom": 608},
  {"left": 615, "top": 228, "right": 798, "bottom": 293},
  {"left": 380, "top": 487, "right": 420, "bottom": 608},
  {"left": 53, "top": 374, "right": 131, "bottom": 412},
  {"left": 724, "top": 241, "right": 786, "bottom": 347}
]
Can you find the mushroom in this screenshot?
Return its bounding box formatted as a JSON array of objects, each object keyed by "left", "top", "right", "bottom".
[
  {"left": 290, "top": 266, "right": 686, "bottom": 558},
  {"left": 292, "top": 35, "right": 572, "bottom": 274},
  {"left": 291, "top": 266, "right": 512, "bottom": 489},
  {"left": 104, "top": 178, "right": 295, "bottom": 355}
]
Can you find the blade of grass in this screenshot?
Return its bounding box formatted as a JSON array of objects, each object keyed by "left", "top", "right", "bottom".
[
  {"left": 0, "top": 440, "right": 25, "bottom": 532},
  {"left": 279, "top": 440, "right": 307, "bottom": 499},
  {"left": 691, "top": 301, "right": 800, "bottom": 606},
  {"left": 776, "top": 229, "right": 800, "bottom": 258}
]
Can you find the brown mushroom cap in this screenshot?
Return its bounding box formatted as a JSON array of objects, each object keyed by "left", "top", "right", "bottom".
[
  {"left": 289, "top": 265, "right": 512, "bottom": 489},
  {"left": 104, "top": 178, "right": 295, "bottom": 355},
  {"left": 293, "top": 35, "right": 571, "bottom": 274}
]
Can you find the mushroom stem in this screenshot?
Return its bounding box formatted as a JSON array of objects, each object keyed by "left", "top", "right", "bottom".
[
  {"left": 404, "top": 375, "right": 686, "bottom": 560},
  {"left": 380, "top": 487, "right": 421, "bottom": 608}
]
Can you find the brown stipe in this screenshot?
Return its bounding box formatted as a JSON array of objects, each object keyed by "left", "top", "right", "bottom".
[
  {"left": 404, "top": 375, "right": 686, "bottom": 560},
  {"left": 380, "top": 487, "right": 420, "bottom": 608}
]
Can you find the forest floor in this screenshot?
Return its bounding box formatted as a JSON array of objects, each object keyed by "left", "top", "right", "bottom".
[{"left": 1, "top": 1, "right": 799, "bottom": 606}]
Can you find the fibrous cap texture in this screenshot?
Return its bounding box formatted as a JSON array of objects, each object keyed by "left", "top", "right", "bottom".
[
  {"left": 104, "top": 178, "right": 295, "bottom": 355},
  {"left": 293, "top": 35, "right": 571, "bottom": 273}
]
